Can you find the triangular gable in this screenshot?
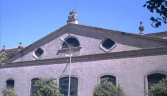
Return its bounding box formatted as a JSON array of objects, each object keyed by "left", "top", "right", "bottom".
[{"left": 7, "top": 24, "right": 167, "bottom": 63}]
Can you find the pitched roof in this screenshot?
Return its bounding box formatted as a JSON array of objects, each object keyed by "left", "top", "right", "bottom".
[
  {"left": 26, "top": 24, "right": 167, "bottom": 48},
  {"left": 146, "top": 31, "right": 167, "bottom": 39},
  {"left": 0, "top": 47, "right": 26, "bottom": 58}
]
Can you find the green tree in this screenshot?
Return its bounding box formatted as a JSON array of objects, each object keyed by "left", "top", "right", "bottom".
[
  {"left": 2, "top": 88, "right": 17, "bottom": 96},
  {"left": 143, "top": 0, "right": 167, "bottom": 28},
  {"left": 148, "top": 77, "right": 167, "bottom": 96},
  {"left": 93, "top": 78, "right": 125, "bottom": 96},
  {"left": 0, "top": 51, "right": 7, "bottom": 66},
  {"left": 32, "top": 78, "right": 63, "bottom": 96}
]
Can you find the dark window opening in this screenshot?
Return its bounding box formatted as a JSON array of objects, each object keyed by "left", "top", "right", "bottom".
[
  {"left": 35, "top": 48, "right": 44, "bottom": 57},
  {"left": 100, "top": 75, "right": 116, "bottom": 85},
  {"left": 102, "top": 38, "right": 115, "bottom": 50},
  {"left": 62, "top": 38, "right": 79, "bottom": 49},
  {"left": 31, "top": 78, "right": 39, "bottom": 94},
  {"left": 59, "top": 77, "right": 78, "bottom": 96},
  {"left": 147, "top": 73, "right": 166, "bottom": 89},
  {"left": 6, "top": 79, "right": 14, "bottom": 88}
]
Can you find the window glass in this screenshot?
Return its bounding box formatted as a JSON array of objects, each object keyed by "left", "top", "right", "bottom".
[
  {"left": 31, "top": 78, "right": 39, "bottom": 94},
  {"left": 62, "top": 38, "right": 79, "bottom": 48},
  {"left": 35, "top": 48, "right": 44, "bottom": 57},
  {"left": 100, "top": 75, "right": 116, "bottom": 85},
  {"left": 102, "top": 39, "right": 115, "bottom": 50},
  {"left": 59, "top": 77, "right": 78, "bottom": 96},
  {"left": 147, "top": 73, "right": 166, "bottom": 89},
  {"left": 6, "top": 79, "right": 14, "bottom": 88}
]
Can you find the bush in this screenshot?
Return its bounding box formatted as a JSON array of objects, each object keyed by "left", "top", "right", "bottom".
[
  {"left": 0, "top": 52, "right": 7, "bottom": 66},
  {"left": 31, "top": 78, "right": 63, "bottom": 96},
  {"left": 93, "top": 78, "right": 125, "bottom": 96},
  {"left": 2, "top": 88, "right": 17, "bottom": 96},
  {"left": 148, "top": 77, "right": 167, "bottom": 96}
]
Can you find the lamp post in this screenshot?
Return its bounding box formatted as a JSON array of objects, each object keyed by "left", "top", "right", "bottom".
[{"left": 59, "top": 38, "right": 72, "bottom": 96}]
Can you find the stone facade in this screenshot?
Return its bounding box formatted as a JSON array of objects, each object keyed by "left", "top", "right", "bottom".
[{"left": 0, "top": 24, "right": 167, "bottom": 96}]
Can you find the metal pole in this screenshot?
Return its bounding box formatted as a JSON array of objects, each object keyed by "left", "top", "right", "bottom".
[
  {"left": 65, "top": 42, "right": 71, "bottom": 96},
  {"left": 59, "top": 38, "right": 72, "bottom": 96}
]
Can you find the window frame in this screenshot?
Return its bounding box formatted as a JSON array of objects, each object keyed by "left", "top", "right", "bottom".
[
  {"left": 59, "top": 76, "right": 78, "bottom": 96},
  {"left": 147, "top": 73, "right": 166, "bottom": 89},
  {"left": 33, "top": 47, "right": 44, "bottom": 59},
  {"left": 99, "top": 38, "right": 116, "bottom": 52},
  {"left": 100, "top": 75, "right": 116, "bottom": 85},
  {"left": 6, "top": 79, "right": 15, "bottom": 88},
  {"left": 61, "top": 36, "right": 80, "bottom": 49},
  {"left": 145, "top": 72, "right": 167, "bottom": 96},
  {"left": 30, "top": 78, "right": 39, "bottom": 95}
]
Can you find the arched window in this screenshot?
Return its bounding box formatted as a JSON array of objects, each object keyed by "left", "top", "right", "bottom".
[
  {"left": 147, "top": 73, "right": 166, "bottom": 89},
  {"left": 100, "top": 75, "right": 116, "bottom": 85},
  {"left": 62, "top": 37, "right": 80, "bottom": 49},
  {"left": 30, "top": 78, "right": 39, "bottom": 94},
  {"left": 59, "top": 77, "right": 78, "bottom": 96},
  {"left": 6, "top": 79, "right": 14, "bottom": 88}
]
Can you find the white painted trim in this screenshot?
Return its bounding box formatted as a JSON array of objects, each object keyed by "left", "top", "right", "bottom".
[{"left": 33, "top": 48, "right": 44, "bottom": 60}]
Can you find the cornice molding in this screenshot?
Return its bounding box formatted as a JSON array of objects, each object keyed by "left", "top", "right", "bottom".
[{"left": 1, "top": 47, "right": 167, "bottom": 68}]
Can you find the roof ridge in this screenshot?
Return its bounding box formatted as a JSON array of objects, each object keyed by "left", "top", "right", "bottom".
[
  {"left": 72, "top": 24, "right": 167, "bottom": 43},
  {"left": 146, "top": 31, "right": 167, "bottom": 35}
]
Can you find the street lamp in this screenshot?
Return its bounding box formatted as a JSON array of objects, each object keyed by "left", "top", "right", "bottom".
[{"left": 59, "top": 38, "right": 72, "bottom": 96}]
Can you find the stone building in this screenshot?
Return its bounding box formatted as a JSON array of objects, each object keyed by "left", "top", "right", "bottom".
[{"left": 0, "top": 10, "right": 167, "bottom": 96}]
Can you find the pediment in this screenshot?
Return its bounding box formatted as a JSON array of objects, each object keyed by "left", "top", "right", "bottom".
[{"left": 7, "top": 24, "right": 167, "bottom": 63}]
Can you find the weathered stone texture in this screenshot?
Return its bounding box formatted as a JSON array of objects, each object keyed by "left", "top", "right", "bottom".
[
  {"left": 1, "top": 24, "right": 167, "bottom": 96},
  {"left": 1, "top": 54, "right": 167, "bottom": 96}
]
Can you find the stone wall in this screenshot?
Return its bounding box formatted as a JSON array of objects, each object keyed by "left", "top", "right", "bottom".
[{"left": 1, "top": 54, "right": 167, "bottom": 96}]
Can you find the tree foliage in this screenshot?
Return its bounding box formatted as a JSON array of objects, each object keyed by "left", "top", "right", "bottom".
[
  {"left": 93, "top": 78, "right": 125, "bottom": 96},
  {"left": 2, "top": 88, "right": 17, "bottom": 96},
  {"left": 0, "top": 51, "right": 7, "bottom": 66},
  {"left": 31, "top": 78, "right": 63, "bottom": 96},
  {"left": 148, "top": 77, "right": 167, "bottom": 96},
  {"left": 143, "top": 0, "right": 167, "bottom": 28}
]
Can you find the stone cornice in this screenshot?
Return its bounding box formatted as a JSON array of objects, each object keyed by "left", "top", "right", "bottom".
[{"left": 1, "top": 47, "right": 167, "bottom": 68}]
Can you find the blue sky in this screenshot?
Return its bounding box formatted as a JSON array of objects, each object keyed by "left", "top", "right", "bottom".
[{"left": 0, "top": 0, "right": 167, "bottom": 49}]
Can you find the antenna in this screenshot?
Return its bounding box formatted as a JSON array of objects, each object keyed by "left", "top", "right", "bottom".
[
  {"left": 0, "top": 29, "right": 1, "bottom": 49},
  {"left": 0, "top": 1, "right": 2, "bottom": 48},
  {"left": 75, "top": 0, "right": 76, "bottom": 11},
  {"left": 0, "top": 32, "right": 1, "bottom": 49}
]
